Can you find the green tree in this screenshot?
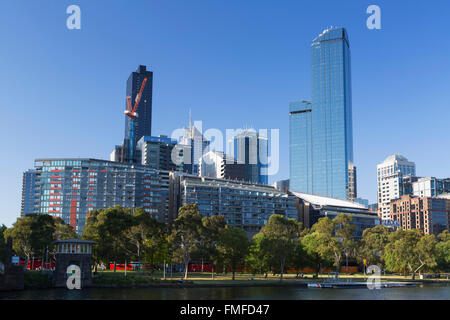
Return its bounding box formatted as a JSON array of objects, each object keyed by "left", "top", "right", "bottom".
[
  {"left": 4, "top": 216, "right": 37, "bottom": 266},
  {"left": 259, "top": 214, "right": 301, "bottom": 281},
  {"left": 54, "top": 217, "right": 78, "bottom": 240},
  {"left": 124, "top": 207, "right": 165, "bottom": 263},
  {"left": 384, "top": 229, "right": 437, "bottom": 279},
  {"left": 82, "top": 206, "right": 134, "bottom": 271},
  {"left": 311, "top": 217, "right": 342, "bottom": 272},
  {"left": 31, "top": 215, "right": 56, "bottom": 264},
  {"left": 4, "top": 214, "right": 74, "bottom": 267},
  {"left": 217, "top": 227, "right": 249, "bottom": 280},
  {"left": 334, "top": 214, "right": 356, "bottom": 273},
  {"left": 246, "top": 233, "right": 272, "bottom": 278},
  {"left": 142, "top": 218, "right": 169, "bottom": 272},
  {"left": 82, "top": 210, "right": 102, "bottom": 269},
  {"left": 195, "top": 215, "right": 226, "bottom": 275},
  {"left": 358, "top": 225, "right": 390, "bottom": 269},
  {"left": 289, "top": 239, "right": 308, "bottom": 278},
  {"left": 168, "top": 204, "right": 204, "bottom": 279},
  {"left": 0, "top": 224, "right": 7, "bottom": 262},
  {"left": 436, "top": 230, "right": 450, "bottom": 272},
  {"left": 301, "top": 231, "right": 330, "bottom": 276}
]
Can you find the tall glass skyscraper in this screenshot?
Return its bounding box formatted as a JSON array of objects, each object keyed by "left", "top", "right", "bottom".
[
  {"left": 290, "top": 27, "right": 355, "bottom": 200},
  {"left": 123, "top": 65, "right": 153, "bottom": 163}
]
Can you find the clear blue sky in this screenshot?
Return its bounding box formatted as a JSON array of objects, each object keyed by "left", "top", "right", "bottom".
[{"left": 1, "top": 0, "right": 449, "bottom": 227}]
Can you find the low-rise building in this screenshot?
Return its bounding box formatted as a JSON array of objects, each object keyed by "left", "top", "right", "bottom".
[
  {"left": 170, "top": 173, "right": 298, "bottom": 236},
  {"left": 291, "top": 192, "right": 380, "bottom": 239}
]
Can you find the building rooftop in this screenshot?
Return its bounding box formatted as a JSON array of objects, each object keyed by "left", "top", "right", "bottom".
[
  {"left": 51, "top": 239, "right": 97, "bottom": 245},
  {"left": 312, "top": 27, "right": 349, "bottom": 46},
  {"left": 383, "top": 154, "right": 408, "bottom": 162},
  {"left": 179, "top": 174, "right": 286, "bottom": 194},
  {"left": 290, "top": 191, "right": 368, "bottom": 210}
]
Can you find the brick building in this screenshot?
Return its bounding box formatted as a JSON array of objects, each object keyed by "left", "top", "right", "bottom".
[{"left": 390, "top": 195, "right": 449, "bottom": 235}]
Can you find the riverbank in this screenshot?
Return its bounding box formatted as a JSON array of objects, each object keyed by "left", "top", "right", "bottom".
[{"left": 10, "top": 270, "right": 450, "bottom": 291}]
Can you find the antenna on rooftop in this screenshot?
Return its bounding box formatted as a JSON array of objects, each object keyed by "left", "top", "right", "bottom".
[{"left": 189, "top": 108, "right": 192, "bottom": 129}]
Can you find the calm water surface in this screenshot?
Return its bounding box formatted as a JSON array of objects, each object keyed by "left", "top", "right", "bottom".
[{"left": 1, "top": 283, "right": 449, "bottom": 300}]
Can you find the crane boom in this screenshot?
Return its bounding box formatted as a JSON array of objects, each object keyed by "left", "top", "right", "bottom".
[
  {"left": 123, "top": 76, "right": 149, "bottom": 163},
  {"left": 131, "top": 77, "right": 148, "bottom": 114}
]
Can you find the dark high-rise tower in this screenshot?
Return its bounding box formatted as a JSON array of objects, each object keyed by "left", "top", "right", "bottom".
[{"left": 123, "top": 65, "right": 153, "bottom": 163}]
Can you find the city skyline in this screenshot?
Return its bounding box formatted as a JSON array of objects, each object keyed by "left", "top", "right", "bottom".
[{"left": 2, "top": 1, "right": 450, "bottom": 226}]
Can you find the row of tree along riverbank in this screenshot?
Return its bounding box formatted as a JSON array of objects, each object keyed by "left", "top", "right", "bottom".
[{"left": 2, "top": 204, "right": 450, "bottom": 282}]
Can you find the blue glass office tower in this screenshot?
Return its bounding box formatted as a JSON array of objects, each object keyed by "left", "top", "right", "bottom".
[
  {"left": 289, "top": 101, "right": 312, "bottom": 193},
  {"left": 290, "top": 27, "right": 355, "bottom": 200}
]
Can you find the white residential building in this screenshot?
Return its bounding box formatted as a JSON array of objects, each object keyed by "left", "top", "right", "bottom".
[{"left": 377, "top": 154, "right": 416, "bottom": 221}]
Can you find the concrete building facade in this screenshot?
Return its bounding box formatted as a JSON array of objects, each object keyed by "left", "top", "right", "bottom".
[{"left": 170, "top": 173, "right": 298, "bottom": 236}]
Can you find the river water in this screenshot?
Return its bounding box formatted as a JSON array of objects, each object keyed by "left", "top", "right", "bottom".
[{"left": 1, "top": 283, "right": 449, "bottom": 300}]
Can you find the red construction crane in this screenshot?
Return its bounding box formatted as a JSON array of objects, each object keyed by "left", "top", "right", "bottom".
[
  {"left": 124, "top": 77, "right": 148, "bottom": 119},
  {"left": 124, "top": 77, "right": 148, "bottom": 162}
]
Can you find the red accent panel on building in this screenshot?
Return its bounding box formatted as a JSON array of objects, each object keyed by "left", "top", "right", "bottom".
[{"left": 70, "top": 199, "right": 77, "bottom": 229}]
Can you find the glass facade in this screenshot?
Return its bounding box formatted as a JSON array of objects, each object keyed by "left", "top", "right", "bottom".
[
  {"left": 21, "top": 169, "right": 41, "bottom": 216},
  {"left": 33, "top": 158, "right": 169, "bottom": 235},
  {"left": 289, "top": 101, "right": 312, "bottom": 193},
  {"left": 290, "top": 27, "right": 354, "bottom": 200},
  {"left": 311, "top": 27, "right": 353, "bottom": 199},
  {"left": 233, "top": 130, "right": 269, "bottom": 185}
]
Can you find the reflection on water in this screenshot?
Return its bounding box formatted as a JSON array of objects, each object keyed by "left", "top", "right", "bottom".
[{"left": 1, "top": 283, "right": 449, "bottom": 300}]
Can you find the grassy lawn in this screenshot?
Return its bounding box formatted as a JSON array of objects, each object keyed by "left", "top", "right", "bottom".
[{"left": 95, "top": 269, "right": 450, "bottom": 284}]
